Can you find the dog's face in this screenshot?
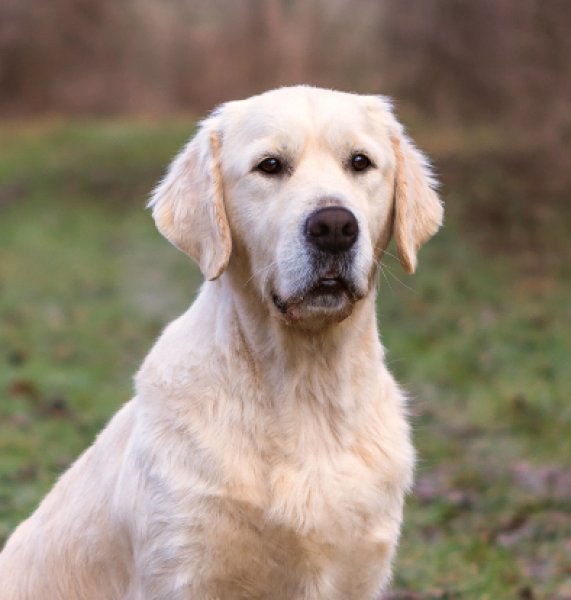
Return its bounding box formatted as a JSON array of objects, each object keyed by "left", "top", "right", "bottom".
[
  {"left": 220, "top": 88, "right": 396, "bottom": 326},
  {"left": 150, "top": 87, "right": 442, "bottom": 329}
]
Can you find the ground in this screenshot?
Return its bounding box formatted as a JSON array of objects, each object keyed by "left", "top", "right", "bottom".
[{"left": 0, "top": 120, "right": 570, "bottom": 598}]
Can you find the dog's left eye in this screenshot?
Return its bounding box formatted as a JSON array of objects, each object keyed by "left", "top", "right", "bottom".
[
  {"left": 256, "top": 157, "right": 283, "bottom": 175},
  {"left": 351, "top": 153, "right": 373, "bottom": 172}
]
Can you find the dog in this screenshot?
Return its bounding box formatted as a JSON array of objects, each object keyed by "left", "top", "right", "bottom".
[{"left": 0, "top": 86, "right": 442, "bottom": 599}]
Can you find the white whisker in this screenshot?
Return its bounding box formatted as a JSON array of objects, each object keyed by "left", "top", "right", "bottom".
[
  {"left": 243, "top": 260, "right": 279, "bottom": 287},
  {"left": 380, "top": 260, "right": 417, "bottom": 294}
]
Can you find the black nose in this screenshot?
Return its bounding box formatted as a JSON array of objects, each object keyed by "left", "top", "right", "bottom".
[{"left": 305, "top": 207, "right": 359, "bottom": 253}]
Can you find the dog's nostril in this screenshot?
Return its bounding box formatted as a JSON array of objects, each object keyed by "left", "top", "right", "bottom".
[
  {"left": 306, "top": 207, "right": 359, "bottom": 253},
  {"left": 308, "top": 221, "right": 330, "bottom": 238},
  {"left": 342, "top": 221, "right": 358, "bottom": 237}
]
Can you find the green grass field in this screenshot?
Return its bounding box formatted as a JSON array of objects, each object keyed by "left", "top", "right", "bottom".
[{"left": 1, "top": 120, "right": 570, "bottom": 598}]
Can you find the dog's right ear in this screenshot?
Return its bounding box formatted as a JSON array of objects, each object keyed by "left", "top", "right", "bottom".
[{"left": 148, "top": 114, "right": 231, "bottom": 281}]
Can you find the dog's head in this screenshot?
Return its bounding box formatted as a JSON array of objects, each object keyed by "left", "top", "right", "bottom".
[{"left": 150, "top": 87, "right": 442, "bottom": 329}]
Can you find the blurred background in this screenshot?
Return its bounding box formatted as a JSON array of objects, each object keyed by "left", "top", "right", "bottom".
[{"left": 1, "top": 0, "right": 570, "bottom": 597}]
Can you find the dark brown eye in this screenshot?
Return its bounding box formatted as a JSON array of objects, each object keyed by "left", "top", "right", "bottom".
[
  {"left": 257, "top": 157, "right": 283, "bottom": 175},
  {"left": 351, "top": 153, "right": 372, "bottom": 172}
]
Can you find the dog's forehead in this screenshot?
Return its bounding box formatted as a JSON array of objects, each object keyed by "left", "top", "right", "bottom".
[{"left": 223, "top": 87, "right": 386, "bottom": 149}]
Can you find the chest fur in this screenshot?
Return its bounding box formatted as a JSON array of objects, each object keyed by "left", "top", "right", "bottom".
[
  {"left": 195, "top": 399, "right": 412, "bottom": 544},
  {"left": 139, "top": 354, "right": 413, "bottom": 535},
  {"left": 184, "top": 417, "right": 408, "bottom": 599},
  {"left": 135, "top": 350, "right": 412, "bottom": 598}
]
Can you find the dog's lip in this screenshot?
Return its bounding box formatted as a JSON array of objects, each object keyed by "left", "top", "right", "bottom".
[
  {"left": 272, "top": 277, "right": 354, "bottom": 313},
  {"left": 314, "top": 277, "right": 345, "bottom": 290}
]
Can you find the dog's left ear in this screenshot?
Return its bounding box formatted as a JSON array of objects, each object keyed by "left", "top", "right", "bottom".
[
  {"left": 390, "top": 127, "right": 443, "bottom": 274},
  {"left": 148, "top": 114, "right": 231, "bottom": 281}
]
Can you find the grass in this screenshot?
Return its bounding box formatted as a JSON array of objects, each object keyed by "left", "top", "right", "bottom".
[{"left": 1, "top": 120, "right": 570, "bottom": 598}]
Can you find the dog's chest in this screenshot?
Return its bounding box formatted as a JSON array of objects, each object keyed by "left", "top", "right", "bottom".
[
  {"left": 193, "top": 422, "right": 406, "bottom": 599},
  {"left": 138, "top": 345, "right": 412, "bottom": 597},
  {"left": 218, "top": 402, "right": 409, "bottom": 540},
  {"left": 266, "top": 443, "right": 381, "bottom": 535},
  {"left": 190, "top": 369, "right": 413, "bottom": 542}
]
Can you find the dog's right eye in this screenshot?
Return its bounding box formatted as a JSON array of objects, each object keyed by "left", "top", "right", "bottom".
[{"left": 256, "top": 157, "right": 283, "bottom": 175}]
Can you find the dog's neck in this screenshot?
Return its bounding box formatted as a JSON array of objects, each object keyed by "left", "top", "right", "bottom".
[{"left": 207, "top": 269, "right": 384, "bottom": 402}]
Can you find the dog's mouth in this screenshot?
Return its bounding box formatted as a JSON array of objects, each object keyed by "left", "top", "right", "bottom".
[{"left": 272, "top": 276, "right": 360, "bottom": 325}]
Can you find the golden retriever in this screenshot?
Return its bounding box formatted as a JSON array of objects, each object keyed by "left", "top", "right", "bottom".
[{"left": 0, "top": 86, "right": 442, "bottom": 599}]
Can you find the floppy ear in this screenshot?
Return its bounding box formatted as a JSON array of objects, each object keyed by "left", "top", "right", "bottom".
[
  {"left": 148, "top": 116, "right": 231, "bottom": 281},
  {"left": 390, "top": 128, "right": 443, "bottom": 273}
]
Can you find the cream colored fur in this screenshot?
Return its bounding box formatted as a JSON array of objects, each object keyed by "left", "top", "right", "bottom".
[{"left": 0, "top": 86, "right": 442, "bottom": 599}]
